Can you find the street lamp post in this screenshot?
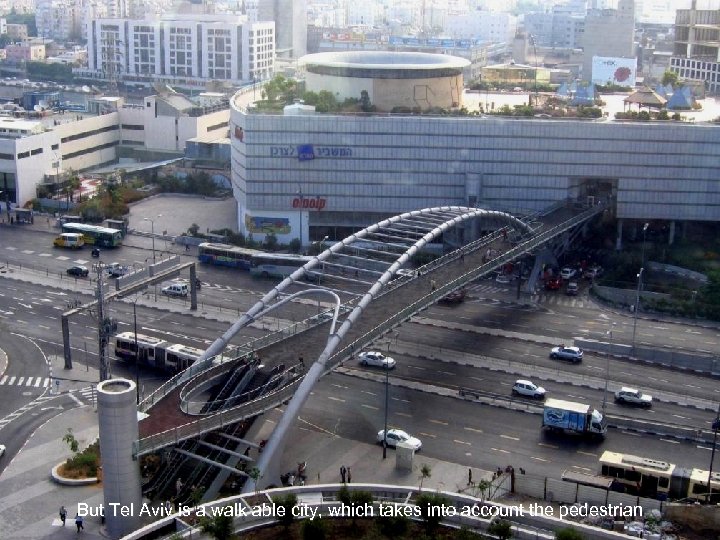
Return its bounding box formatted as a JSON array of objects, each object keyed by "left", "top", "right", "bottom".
[
  {"left": 602, "top": 323, "right": 616, "bottom": 413},
  {"left": 529, "top": 34, "right": 538, "bottom": 105},
  {"left": 144, "top": 215, "right": 161, "bottom": 263},
  {"left": 640, "top": 222, "right": 649, "bottom": 269},
  {"left": 133, "top": 298, "right": 140, "bottom": 404},
  {"left": 707, "top": 403, "right": 720, "bottom": 502},
  {"left": 383, "top": 339, "right": 391, "bottom": 459},
  {"left": 631, "top": 268, "right": 644, "bottom": 355},
  {"left": 297, "top": 187, "right": 304, "bottom": 251}
]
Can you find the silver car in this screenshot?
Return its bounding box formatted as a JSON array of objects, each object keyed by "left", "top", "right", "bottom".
[
  {"left": 359, "top": 351, "right": 396, "bottom": 369},
  {"left": 615, "top": 387, "right": 653, "bottom": 408},
  {"left": 512, "top": 379, "right": 546, "bottom": 399},
  {"left": 550, "top": 345, "right": 583, "bottom": 363}
]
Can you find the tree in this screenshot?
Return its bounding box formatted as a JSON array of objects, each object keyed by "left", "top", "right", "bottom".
[
  {"left": 555, "top": 527, "right": 586, "bottom": 540},
  {"left": 301, "top": 517, "right": 327, "bottom": 540},
  {"left": 418, "top": 463, "right": 431, "bottom": 489},
  {"left": 247, "top": 467, "right": 262, "bottom": 493},
  {"left": 488, "top": 518, "right": 513, "bottom": 539},
  {"left": 272, "top": 493, "right": 297, "bottom": 529},
  {"left": 360, "top": 90, "right": 374, "bottom": 112},
  {"left": 661, "top": 70, "right": 679, "bottom": 88},
  {"left": 198, "top": 511, "right": 234, "bottom": 540},
  {"left": 264, "top": 233, "right": 279, "bottom": 252},
  {"left": 476, "top": 479, "right": 491, "bottom": 501},
  {"left": 62, "top": 428, "right": 79, "bottom": 453},
  {"left": 415, "top": 493, "right": 448, "bottom": 534},
  {"left": 289, "top": 238, "right": 302, "bottom": 253}
]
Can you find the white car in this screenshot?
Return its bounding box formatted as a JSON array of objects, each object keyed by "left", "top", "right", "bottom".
[
  {"left": 0, "top": 444, "right": 5, "bottom": 457},
  {"left": 512, "top": 379, "right": 546, "bottom": 399},
  {"left": 550, "top": 345, "right": 583, "bottom": 363},
  {"left": 560, "top": 267, "right": 577, "bottom": 280},
  {"left": 495, "top": 273, "right": 511, "bottom": 284},
  {"left": 358, "top": 351, "right": 396, "bottom": 369},
  {"left": 615, "top": 387, "right": 653, "bottom": 408},
  {"left": 377, "top": 429, "right": 422, "bottom": 451}
]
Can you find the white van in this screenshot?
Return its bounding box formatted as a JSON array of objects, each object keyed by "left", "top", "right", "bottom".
[{"left": 161, "top": 283, "right": 188, "bottom": 297}]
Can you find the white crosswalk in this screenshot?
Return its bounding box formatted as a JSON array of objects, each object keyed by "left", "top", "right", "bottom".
[
  {"left": 0, "top": 375, "right": 51, "bottom": 387},
  {"left": 466, "top": 284, "right": 589, "bottom": 309}
]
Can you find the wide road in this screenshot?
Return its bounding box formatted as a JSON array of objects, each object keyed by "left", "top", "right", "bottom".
[{"left": 279, "top": 372, "right": 716, "bottom": 480}]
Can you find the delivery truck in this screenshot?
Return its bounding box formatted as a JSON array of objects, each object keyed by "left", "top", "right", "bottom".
[{"left": 542, "top": 398, "right": 607, "bottom": 438}]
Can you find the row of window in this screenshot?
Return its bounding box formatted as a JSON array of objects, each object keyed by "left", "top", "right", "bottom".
[
  {"left": 17, "top": 147, "right": 43, "bottom": 159},
  {"left": 60, "top": 124, "right": 119, "bottom": 143},
  {"left": 62, "top": 140, "right": 119, "bottom": 160}
]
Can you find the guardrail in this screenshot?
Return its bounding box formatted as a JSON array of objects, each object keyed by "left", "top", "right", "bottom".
[
  {"left": 134, "top": 379, "right": 302, "bottom": 457},
  {"left": 120, "top": 482, "right": 630, "bottom": 540}
]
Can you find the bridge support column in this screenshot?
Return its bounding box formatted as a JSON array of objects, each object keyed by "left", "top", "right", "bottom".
[
  {"left": 97, "top": 379, "right": 142, "bottom": 539},
  {"left": 189, "top": 264, "right": 197, "bottom": 311},
  {"left": 668, "top": 220, "right": 675, "bottom": 245},
  {"left": 615, "top": 219, "right": 623, "bottom": 251},
  {"left": 62, "top": 315, "right": 72, "bottom": 369}
]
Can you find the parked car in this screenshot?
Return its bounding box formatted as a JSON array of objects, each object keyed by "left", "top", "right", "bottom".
[
  {"left": 566, "top": 281, "right": 579, "bottom": 296},
  {"left": 66, "top": 265, "right": 89, "bottom": 277},
  {"left": 512, "top": 379, "right": 546, "bottom": 399},
  {"left": 614, "top": 387, "right": 653, "bottom": 408},
  {"left": 560, "top": 267, "right": 577, "bottom": 280},
  {"left": 376, "top": 429, "right": 422, "bottom": 451},
  {"left": 358, "top": 351, "right": 396, "bottom": 369},
  {"left": 583, "top": 266, "right": 603, "bottom": 280},
  {"left": 105, "top": 263, "right": 129, "bottom": 278},
  {"left": 496, "top": 273, "right": 511, "bottom": 284},
  {"left": 545, "top": 276, "right": 562, "bottom": 291},
  {"left": 549, "top": 345, "right": 583, "bottom": 363}
]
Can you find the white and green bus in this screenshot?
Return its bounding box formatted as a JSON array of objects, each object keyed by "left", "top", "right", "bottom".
[{"left": 249, "top": 253, "right": 314, "bottom": 279}]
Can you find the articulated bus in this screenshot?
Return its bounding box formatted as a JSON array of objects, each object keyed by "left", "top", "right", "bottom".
[
  {"left": 62, "top": 223, "right": 123, "bottom": 248},
  {"left": 249, "top": 253, "right": 314, "bottom": 279},
  {"left": 53, "top": 232, "right": 85, "bottom": 249},
  {"left": 197, "top": 242, "right": 262, "bottom": 270},
  {"left": 599, "top": 450, "right": 720, "bottom": 502},
  {"left": 114, "top": 332, "right": 203, "bottom": 374}
]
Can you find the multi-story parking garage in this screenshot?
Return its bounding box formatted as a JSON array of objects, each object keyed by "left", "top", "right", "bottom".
[{"left": 230, "top": 52, "right": 720, "bottom": 248}]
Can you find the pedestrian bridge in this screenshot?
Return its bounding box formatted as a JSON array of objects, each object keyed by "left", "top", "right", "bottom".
[{"left": 133, "top": 201, "right": 607, "bottom": 483}]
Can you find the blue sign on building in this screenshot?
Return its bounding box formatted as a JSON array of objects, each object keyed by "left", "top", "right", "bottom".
[{"left": 297, "top": 144, "right": 315, "bottom": 161}]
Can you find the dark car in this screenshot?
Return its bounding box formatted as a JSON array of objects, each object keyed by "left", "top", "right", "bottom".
[
  {"left": 440, "top": 288, "right": 466, "bottom": 304},
  {"left": 67, "top": 265, "right": 89, "bottom": 277}
]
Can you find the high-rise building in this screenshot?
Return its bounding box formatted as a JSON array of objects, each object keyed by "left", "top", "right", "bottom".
[
  {"left": 35, "top": 0, "right": 81, "bottom": 41},
  {"left": 82, "top": 14, "right": 275, "bottom": 86},
  {"left": 581, "top": 0, "right": 635, "bottom": 80},
  {"left": 671, "top": 0, "right": 720, "bottom": 93},
  {"left": 254, "top": 0, "right": 306, "bottom": 58}
]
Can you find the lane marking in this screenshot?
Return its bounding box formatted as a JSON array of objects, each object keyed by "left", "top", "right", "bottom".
[{"left": 500, "top": 434, "right": 519, "bottom": 441}]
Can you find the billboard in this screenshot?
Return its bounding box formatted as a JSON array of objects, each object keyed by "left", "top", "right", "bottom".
[{"left": 591, "top": 56, "right": 637, "bottom": 87}]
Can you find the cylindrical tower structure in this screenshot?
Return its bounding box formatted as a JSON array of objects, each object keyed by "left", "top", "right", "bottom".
[{"left": 97, "top": 378, "right": 142, "bottom": 538}]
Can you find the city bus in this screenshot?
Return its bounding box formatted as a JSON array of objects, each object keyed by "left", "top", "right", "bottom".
[
  {"left": 197, "top": 242, "right": 262, "bottom": 270},
  {"left": 249, "top": 253, "right": 314, "bottom": 279},
  {"left": 61, "top": 222, "right": 123, "bottom": 248},
  {"left": 599, "top": 450, "right": 720, "bottom": 501},
  {"left": 53, "top": 232, "right": 85, "bottom": 249}
]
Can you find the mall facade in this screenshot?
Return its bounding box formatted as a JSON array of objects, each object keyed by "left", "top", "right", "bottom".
[{"left": 230, "top": 101, "right": 720, "bottom": 247}]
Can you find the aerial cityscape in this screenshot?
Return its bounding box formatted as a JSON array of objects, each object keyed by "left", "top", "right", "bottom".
[{"left": 0, "top": 0, "right": 719, "bottom": 539}]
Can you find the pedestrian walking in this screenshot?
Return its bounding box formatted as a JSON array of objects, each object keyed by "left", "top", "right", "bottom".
[
  {"left": 185, "top": 244, "right": 190, "bottom": 251},
  {"left": 244, "top": 446, "right": 251, "bottom": 457},
  {"left": 468, "top": 468, "right": 473, "bottom": 485},
  {"left": 430, "top": 279, "right": 437, "bottom": 291},
  {"left": 59, "top": 505, "right": 67, "bottom": 526},
  {"left": 75, "top": 513, "right": 84, "bottom": 532},
  {"left": 340, "top": 465, "right": 347, "bottom": 483},
  {"left": 347, "top": 467, "right": 352, "bottom": 484},
  {"left": 460, "top": 252, "right": 465, "bottom": 263},
  {"left": 176, "top": 477, "right": 184, "bottom": 496}
]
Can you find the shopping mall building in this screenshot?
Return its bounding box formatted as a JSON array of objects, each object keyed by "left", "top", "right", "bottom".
[{"left": 230, "top": 51, "right": 720, "bottom": 247}]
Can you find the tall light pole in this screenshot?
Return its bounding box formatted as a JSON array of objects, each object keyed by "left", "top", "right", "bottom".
[
  {"left": 383, "top": 339, "right": 390, "bottom": 459},
  {"left": 631, "top": 268, "right": 644, "bottom": 355},
  {"left": 144, "top": 215, "right": 161, "bottom": 263},
  {"left": 529, "top": 34, "right": 538, "bottom": 105},
  {"left": 707, "top": 403, "right": 720, "bottom": 503},
  {"left": 297, "top": 187, "right": 304, "bottom": 251},
  {"left": 640, "top": 222, "right": 649, "bottom": 269},
  {"left": 602, "top": 323, "right": 616, "bottom": 413}
]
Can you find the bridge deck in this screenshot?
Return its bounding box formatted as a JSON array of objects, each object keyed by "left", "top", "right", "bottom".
[{"left": 137, "top": 203, "right": 603, "bottom": 443}]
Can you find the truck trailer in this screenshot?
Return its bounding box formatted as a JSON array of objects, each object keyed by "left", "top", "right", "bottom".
[{"left": 542, "top": 398, "right": 607, "bottom": 438}]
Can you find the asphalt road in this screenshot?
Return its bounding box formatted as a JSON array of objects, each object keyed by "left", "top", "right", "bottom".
[
  {"left": 1, "top": 224, "right": 719, "bottom": 484},
  {"left": 287, "top": 372, "right": 717, "bottom": 479}
]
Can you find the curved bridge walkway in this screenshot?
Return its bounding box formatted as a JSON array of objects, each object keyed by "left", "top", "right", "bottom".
[{"left": 134, "top": 201, "right": 606, "bottom": 459}]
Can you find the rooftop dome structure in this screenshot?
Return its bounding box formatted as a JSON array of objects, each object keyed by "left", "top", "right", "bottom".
[{"left": 299, "top": 51, "right": 470, "bottom": 112}]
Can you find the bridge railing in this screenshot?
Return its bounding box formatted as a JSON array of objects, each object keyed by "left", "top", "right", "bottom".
[
  {"left": 134, "top": 378, "right": 303, "bottom": 457},
  {"left": 328, "top": 203, "right": 605, "bottom": 370}
]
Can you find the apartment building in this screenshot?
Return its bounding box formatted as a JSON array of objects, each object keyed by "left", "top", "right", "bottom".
[
  {"left": 581, "top": 0, "right": 635, "bottom": 80},
  {"left": 35, "top": 0, "right": 81, "bottom": 41},
  {"left": 82, "top": 14, "right": 275, "bottom": 86}
]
